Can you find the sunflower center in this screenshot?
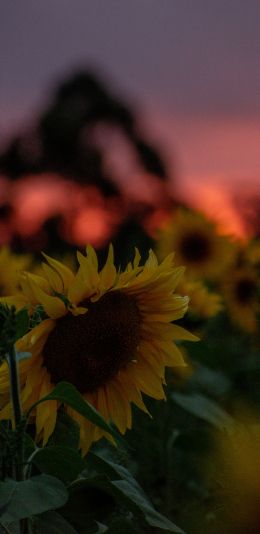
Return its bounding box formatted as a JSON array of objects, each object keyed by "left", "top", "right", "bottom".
[
  {"left": 235, "top": 278, "right": 256, "bottom": 305},
  {"left": 179, "top": 231, "right": 211, "bottom": 263},
  {"left": 43, "top": 291, "right": 141, "bottom": 393}
]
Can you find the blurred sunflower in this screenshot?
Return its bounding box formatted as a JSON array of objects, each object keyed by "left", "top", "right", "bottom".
[
  {"left": 0, "top": 246, "right": 32, "bottom": 296},
  {"left": 245, "top": 238, "right": 260, "bottom": 272},
  {"left": 156, "top": 209, "right": 236, "bottom": 281},
  {"left": 0, "top": 245, "right": 197, "bottom": 453},
  {"left": 178, "top": 276, "right": 222, "bottom": 319},
  {"left": 212, "top": 412, "right": 260, "bottom": 534},
  {"left": 221, "top": 265, "right": 260, "bottom": 332}
]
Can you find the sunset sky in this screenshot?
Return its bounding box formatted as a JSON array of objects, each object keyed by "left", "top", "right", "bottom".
[{"left": 1, "top": 1, "right": 259, "bottom": 236}]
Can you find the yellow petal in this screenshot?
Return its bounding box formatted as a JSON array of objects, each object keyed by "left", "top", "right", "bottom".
[
  {"left": 41, "top": 403, "right": 58, "bottom": 445},
  {"left": 36, "top": 373, "right": 57, "bottom": 444},
  {"left": 20, "top": 277, "right": 38, "bottom": 303},
  {"left": 85, "top": 244, "right": 99, "bottom": 269},
  {"left": 133, "top": 247, "right": 141, "bottom": 268},
  {"left": 138, "top": 341, "right": 165, "bottom": 379},
  {"left": 141, "top": 321, "right": 179, "bottom": 341},
  {"left": 41, "top": 263, "right": 64, "bottom": 293},
  {"left": 42, "top": 253, "right": 75, "bottom": 292},
  {"left": 155, "top": 340, "right": 186, "bottom": 367},
  {"left": 0, "top": 401, "right": 12, "bottom": 421},
  {"left": 158, "top": 252, "right": 175, "bottom": 269},
  {"left": 69, "top": 304, "right": 88, "bottom": 316},
  {"left": 68, "top": 271, "right": 89, "bottom": 305},
  {"left": 81, "top": 420, "right": 96, "bottom": 456},
  {"left": 113, "top": 380, "right": 132, "bottom": 429},
  {"left": 76, "top": 252, "right": 100, "bottom": 291},
  {"left": 171, "top": 324, "right": 199, "bottom": 341},
  {"left": 147, "top": 249, "right": 159, "bottom": 268},
  {"left": 129, "top": 359, "right": 166, "bottom": 400},
  {"left": 0, "top": 295, "right": 28, "bottom": 310},
  {"left": 117, "top": 370, "right": 150, "bottom": 415},
  {"left": 28, "top": 319, "right": 55, "bottom": 347},
  {"left": 68, "top": 405, "right": 99, "bottom": 455},
  {"left": 23, "top": 272, "right": 50, "bottom": 293},
  {"left": 96, "top": 387, "right": 109, "bottom": 421},
  {"left": 99, "top": 244, "right": 117, "bottom": 290},
  {"left": 106, "top": 381, "right": 128, "bottom": 434},
  {"left": 29, "top": 281, "right": 66, "bottom": 319}
]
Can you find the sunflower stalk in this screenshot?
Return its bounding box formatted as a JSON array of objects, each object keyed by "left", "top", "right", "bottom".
[
  {"left": 0, "top": 305, "right": 25, "bottom": 481},
  {"left": 0, "top": 304, "right": 31, "bottom": 533},
  {"left": 8, "top": 347, "right": 23, "bottom": 431},
  {"left": 7, "top": 346, "right": 25, "bottom": 481},
  {"left": 6, "top": 349, "right": 33, "bottom": 534}
]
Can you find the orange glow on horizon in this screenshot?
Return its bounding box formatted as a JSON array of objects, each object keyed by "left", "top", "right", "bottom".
[
  {"left": 0, "top": 169, "right": 255, "bottom": 250},
  {"left": 175, "top": 176, "right": 249, "bottom": 240},
  {"left": 1, "top": 112, "right": 259, "bottom": 247},
  {"left": 68, "top": 206, "right": 120, "bottom": 248}
]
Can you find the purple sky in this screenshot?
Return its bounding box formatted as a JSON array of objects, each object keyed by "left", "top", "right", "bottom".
[{"left": 1, "top": 1, "right": 260, "bottom": 188}]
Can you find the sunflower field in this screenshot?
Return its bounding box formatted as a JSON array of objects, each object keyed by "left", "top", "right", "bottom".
[
  {"left": 0, "top": 208, "right": 259, "bottom": 534},
  {"left": 0, "top": 72, "right": 259, "bottom": 534}
]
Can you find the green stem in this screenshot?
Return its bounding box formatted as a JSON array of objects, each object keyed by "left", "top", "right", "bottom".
[
  {"left": 7, "top": 347, "right": 31, "bottom": 534},
  {"left": 7, "top": 347, "right": 24, "bottom": 483},
  {"left": 8, "top": 347, "right": 23, "bottom": 429}
]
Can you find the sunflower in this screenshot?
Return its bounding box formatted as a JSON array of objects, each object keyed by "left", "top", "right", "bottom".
[
  {"left": 221, "top": 265, "right": 260, "bottom": 332},
  {"left": 211, "top": 411, "right": 260, "bottom": 534},
  {"left": 0, "top": 246, "right": 32, "bottom": 296},
  {"left": 0, "top": 245, "right": 197, "bottom": 454},
  {"left": 156, "top": 209, "right": 236, "bottom": 281},
  {"left": 178, "top": 276, "right": 222, "bottom": 319},
  {"left": 246, "top": 238, "right": 260, "bottom": 272}
]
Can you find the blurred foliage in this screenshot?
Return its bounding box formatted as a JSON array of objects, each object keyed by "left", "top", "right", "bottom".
[
  {"left": 0, "top": 71, "right": 167, "bottom": 185},
  {"left": 121, "top": 308, "right": 260, "bottom": 534},
  {"left": 0, "top": 226, "right": 259, "bottom": 533},
  {"left": 0, "top": 70, "right": 176, "bottom": 262}
]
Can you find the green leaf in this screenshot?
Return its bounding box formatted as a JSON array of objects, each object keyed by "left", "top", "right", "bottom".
[
  {"left": 0, "top": 475, "right": 68, "bottom": 525},
  {"left": 0, "top": 481, "right": 15, "bottom": 514},
  {"left": 23, "top": 433, "right": 37, "bottom": 460},
  {"left": 47, "top": 410, "right": 80, "bottom": 449},
  {"left": 0, "top": 523, "right": 20, "bottom": 534},
  {"left": 171, "top": 392, "right": 234, "bottom": 431},
  {"left": 111, "top": 479, "right": 185, "bottom": 532},
  {"left": 87, "top": 454, "right": 185, "bottom": 533},
  {"left": 15, "top": 308, "right": 29, "bottom": 341},
  {"left": 32, "top": 511, "right": 77, "bottom": 534},
  {"left": 32, "top": 446, "right": 85, "bottom": 483},
  {"left": 189, "top": 364, "right": 230, "bottom": 396},
  {"left": 87, "top": 452, "right": 134, "bottom": 484},
  {"left": 106, "top": 516, "right": 139, "bottom": 533},
  {"left": 52, "top": 292, "right": 71, "bottom": 309},
  {"left": 26, "top": 382, "right": 125, "bottom": 448},
  {"left": 61, "top": 476, "right": 116, "bottom": 532},
  {"left": 29, "top": 305, "right": 48, "bottom": 329},
  {"left": 95, "top": 523, "right": 109, "bottom": 534}
]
